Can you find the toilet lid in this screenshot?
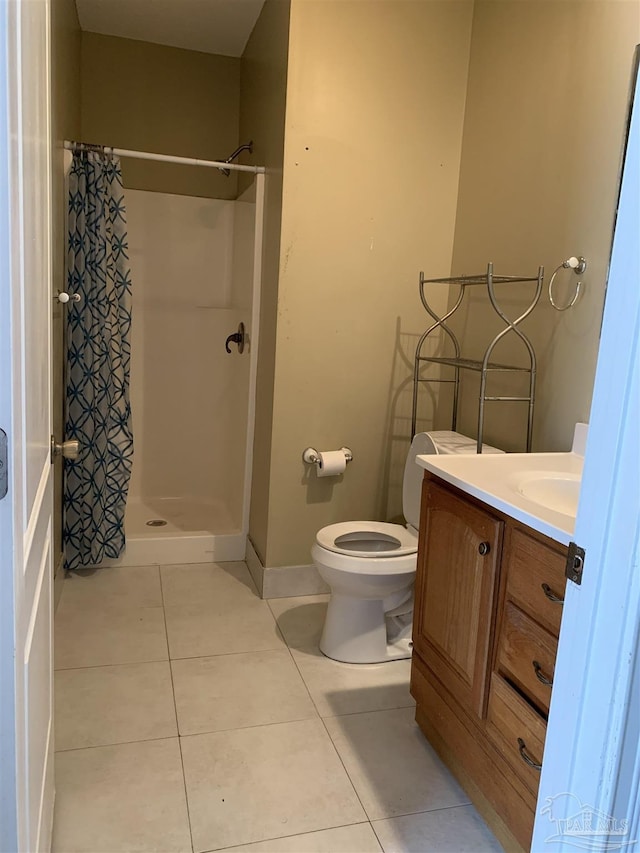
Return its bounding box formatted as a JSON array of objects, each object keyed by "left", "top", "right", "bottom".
[{"left": 316, "top": 521, "right": 418, "bottom": 558}]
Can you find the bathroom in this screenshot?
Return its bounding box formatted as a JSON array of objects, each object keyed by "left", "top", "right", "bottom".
[{"left": 43, "top": 0, "right": 640, "bottom": 851}]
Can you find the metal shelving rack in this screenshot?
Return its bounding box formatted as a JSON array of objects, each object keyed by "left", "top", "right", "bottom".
[{"left": 411, "top": 262, "right": 544, "bottom": 452}]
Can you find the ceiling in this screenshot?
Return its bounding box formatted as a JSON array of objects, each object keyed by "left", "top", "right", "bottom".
[{"left": 75, "top": 0, "right": 266, "bottom": 58}]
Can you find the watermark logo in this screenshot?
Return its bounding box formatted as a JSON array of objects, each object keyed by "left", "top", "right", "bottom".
[{"left": 541, "top": 793, "right": 637, "bottom": 850}]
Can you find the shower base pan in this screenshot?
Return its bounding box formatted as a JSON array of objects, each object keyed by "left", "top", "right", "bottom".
[{"left": 102, "top": 498, "right": 245, "bottom": 566}]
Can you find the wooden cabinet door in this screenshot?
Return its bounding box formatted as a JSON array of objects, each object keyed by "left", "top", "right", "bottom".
[{"left": 413, "top": 478, "right": 503, "bottom": 717}]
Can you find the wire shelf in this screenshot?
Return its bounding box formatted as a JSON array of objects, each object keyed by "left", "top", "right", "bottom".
[{"left": 411, "top": 261, "right": 544, "bottom": 452}]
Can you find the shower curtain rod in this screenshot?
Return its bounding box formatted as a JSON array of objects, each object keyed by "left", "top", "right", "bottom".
[{"left": 63, "top": 140, "right": 265, "bottom": 174}]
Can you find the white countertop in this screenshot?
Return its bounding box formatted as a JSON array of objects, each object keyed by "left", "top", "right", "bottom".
[{"left": 416, "top": 451, "right": 584, "bottom": 545}]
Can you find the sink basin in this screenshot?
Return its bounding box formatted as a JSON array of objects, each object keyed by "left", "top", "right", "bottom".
[
  {"left": 415, "top": 450, "right": 584, "bottom": 544},
  {"left": 515, "top": 471, "right": 581, "bottom": 517}
]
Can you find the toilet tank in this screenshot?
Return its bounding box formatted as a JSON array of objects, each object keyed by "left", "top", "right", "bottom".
[
  {"left": 402, "top": 430, "right": 504, "bottom": 529},
  {"left": 402, "top": 432, "right": 436, "bottom": 530}
]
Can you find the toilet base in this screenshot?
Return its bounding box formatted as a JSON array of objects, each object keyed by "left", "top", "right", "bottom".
[{"left": 319, "top": 592, "right": 413, "bottom": 664}]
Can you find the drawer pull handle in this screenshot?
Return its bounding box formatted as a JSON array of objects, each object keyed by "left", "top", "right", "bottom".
[
  {"left": 533, "top": 660, "right": 553, "bottom": 686},
  {"left": 541, "top": 583, "right": 564, "bottom": 604},
  {"left": 517, "top": 738, "right": 542, "bottom": 771},
  {"left": 478, "top": 541, "right": 491, "bottom": 556}
]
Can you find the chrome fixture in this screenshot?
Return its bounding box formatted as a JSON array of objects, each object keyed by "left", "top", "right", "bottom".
[
  {"left": 412, "top": 263, "right": 543, "bottom": 452},
  {"left": 51, "top": 436, "right": 80, "bottom": 462},
  {"left": 54, "top": 290, "right": 81, "bottom": 304},
  {"left": 548, "top": 256, "right": 587, "bottom": 311},
  {"left": 302, "top": 447, "right": 353, "bottom": 465},
  {"left": 64, "top": 140, "right": 265, "bottom": 175},
  {"left": 217, "top": 141, "right": 253, "bottom": 176}
]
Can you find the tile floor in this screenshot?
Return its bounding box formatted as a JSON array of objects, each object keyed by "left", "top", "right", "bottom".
[{"left": 53, "top": 561, "right": 503, "bottom": 853}]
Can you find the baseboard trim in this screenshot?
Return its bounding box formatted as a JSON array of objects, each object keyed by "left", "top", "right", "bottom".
[{"left": 245, "top": 539, "right": 329, "bottom": 599}]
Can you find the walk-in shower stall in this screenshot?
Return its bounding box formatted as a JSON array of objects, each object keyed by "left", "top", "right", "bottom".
[
  {"left": 64, "top": 143, "right": 264, "bottom": 566},
  {"left": 125, "top": 181, "right": 263, "bottom": 564}
]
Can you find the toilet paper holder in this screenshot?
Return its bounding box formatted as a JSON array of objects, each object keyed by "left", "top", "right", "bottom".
[{"left": 302, "top": 446, "right": 353, "bottom": 466}]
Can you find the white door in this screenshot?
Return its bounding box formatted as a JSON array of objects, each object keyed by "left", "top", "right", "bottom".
[
  {"left": 0, "top": 0, "right": 55, "bottom": 851},
  {"left": 532, "top": 52, "right": 640, "bottom": 851}
]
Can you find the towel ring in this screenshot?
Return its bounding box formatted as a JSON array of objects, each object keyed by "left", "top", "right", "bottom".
[{"left": 548, "top": 256, "right": 587, "bottom": 311}]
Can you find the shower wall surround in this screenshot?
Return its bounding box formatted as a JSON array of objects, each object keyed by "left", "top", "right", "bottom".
[{"left": 116, "top": 187, "right": 256, "bottom": 564}]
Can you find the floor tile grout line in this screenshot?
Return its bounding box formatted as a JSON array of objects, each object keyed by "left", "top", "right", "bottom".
[
  {"left": 177, "top": 710, "right": 321, "bottom": 739},
  {"left": 320, "top": 711, "right": 474, "bottom": 823},
  {"left": 53, "top": 734, "right": 180, "bottom": 756},
  {"left": 369, "top": 818, "right": 386, "bottom": 852},
  {"left": 317, "top": 712, "right": 372, "bottom": 822},
  {"left": 318, "top": 700, "right": 416, "bottom": 721},
  {"left": 267, "top": 598, "right": 326, "bottom": 720},
  {"left": 177, "top": 715, "right": 334, "bottom": 743},
  {"left": 164, "top": 703, "right": 472, "bottom": 826},
  {"left": 55, "top": 643, "right": 313, "bottom": 672},
  {"left": 266, "top": 601, "right": 415, "bottom": 712},
  {"left": 196, "top": 819, "right": 377, "bottom": 853},
  {"left": 54, "top": 658, "right": 171, "bottom": 673},
  {"left": 170, "top": 646, "right": 298, "bottom": 663},
  {"left": 261, "top": 589, "right": 289, "bottom": 646},
  {"left": 160, "top": 567, "right": 196, "bottom": 853},
  {"left": 168, "top": 644, "right": 286, "bottom": 663},
  {"left": 369, "top": 801, "right": 476, "bottom": 823},
  {"left": 314, "top": 705, "right": 472, "bottom": 827},
  {"left": 54, "top": 657, "right": 169, "bottom": 671},
  {"left": 265, "top": 600, "right": 415, "bottom": 722},
  {"left": 265, "top": 599, "right": 376, "bottom": 826},
  {"left": 369, "top": 802, "right": 504, "bottom": 852},
  {"left": 56, "top": 602, "right": 165, "bottom": 613},
  {"left": 268, "top": 603, "right": 373, "bottom": 823},
  {"left": 65, "top": 564, "right": 162, "bottom": 574}
]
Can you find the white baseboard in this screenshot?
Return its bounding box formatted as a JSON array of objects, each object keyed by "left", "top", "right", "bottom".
[{"left": 245, "top": 538, "right": 329, "bottom": 599}]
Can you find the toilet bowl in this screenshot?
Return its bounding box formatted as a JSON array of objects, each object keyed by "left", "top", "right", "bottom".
[{"left": 312, "top": 430, "right": 503, "bottom": 664}]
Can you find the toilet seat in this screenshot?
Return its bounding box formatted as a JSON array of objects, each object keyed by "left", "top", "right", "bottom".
[{"left": 316, "top": 521, "right": 418, "bottom": 558}]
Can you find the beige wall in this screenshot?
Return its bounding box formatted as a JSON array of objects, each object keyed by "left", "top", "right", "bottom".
[
  {"left": 240, "top": 0, "right": 291, "bottom": 563},
  {"left": 80, "top": 33, "right": 241, "bottom": 199},
  {"left": 449, "top": 1, "right": 640, "bottom": 452},
  {"left": 51, "top": 0, "right": 81, "bottom": 566},
  {"left": 260, "top": 0, "right": 474, "bottom": 567}
]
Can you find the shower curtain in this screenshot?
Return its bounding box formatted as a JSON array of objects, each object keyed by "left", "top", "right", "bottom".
[{"left": 63, "top": 149, "right": 134, "bottom": 570}]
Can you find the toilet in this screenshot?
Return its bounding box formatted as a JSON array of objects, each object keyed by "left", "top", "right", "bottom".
[{"left": 312, "top": 430, "right": 503, "bottom": 664}]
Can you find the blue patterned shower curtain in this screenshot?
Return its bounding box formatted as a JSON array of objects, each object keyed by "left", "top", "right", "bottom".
[{"left": 63, "top": 150, "right": 134, "bottom": 570}]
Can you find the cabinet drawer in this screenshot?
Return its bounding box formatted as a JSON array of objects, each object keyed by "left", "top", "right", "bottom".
[
  {"left": 497, "top": 601, "right": 557, "bottom": 714},
  {"left": 504, "top": 528, "right": 566, "bottom": 637},
  {"left": 486, "top": 674, "right": 546, "bottom": 797}
]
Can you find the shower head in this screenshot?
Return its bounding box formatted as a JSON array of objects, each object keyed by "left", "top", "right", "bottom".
[{"left": 217, "top": 141, "right": 253, "bottom": 176}]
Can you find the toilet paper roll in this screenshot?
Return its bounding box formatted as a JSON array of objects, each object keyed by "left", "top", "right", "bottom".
[{"left": 317, "top": 449, "right": 348, "bottom": 478}]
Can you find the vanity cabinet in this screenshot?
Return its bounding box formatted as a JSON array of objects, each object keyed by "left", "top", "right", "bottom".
[
  {"left": 413, "top": 479, "right": 503, "bottom": 718},
  {"left": 411, "top": 473, "right": 568, "bottom": 851}
]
